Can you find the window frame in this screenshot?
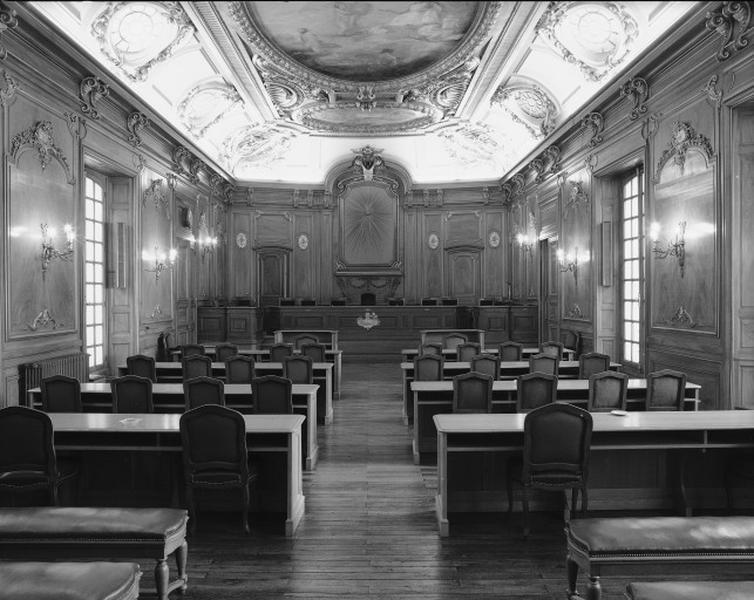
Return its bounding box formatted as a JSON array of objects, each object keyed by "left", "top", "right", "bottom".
[
  {"left": 83, "top": 171, "right": 107, "bottom": 372},
  {"left": 620, "top": 167, "right": 645, "bottom": 369}
]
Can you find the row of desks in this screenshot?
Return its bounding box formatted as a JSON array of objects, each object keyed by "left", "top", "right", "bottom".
[
  {"left": 27, "top": 382, "right": 320, "bottom": 471},
  {"left": 434, "top": 410, "right": 753, "bottom": 536},
  {"left": 400, "top": 346, "right": 576, "bottom": 361},
  {"left": 400, "top": 360, "right": 621, "bottom": 424},
  {"left": 410, "top": 378, "right": 702, "bottom": 464},
  {"left": 45, "top": 412, "right": 306, "bottom": 537},
  {"left": 117, "top": 361, "right": 334, "bottom": 425}
]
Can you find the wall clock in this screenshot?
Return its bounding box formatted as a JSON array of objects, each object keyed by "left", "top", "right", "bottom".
[{"left": 235, "top": 232, "right": 247, "bottom": 248}]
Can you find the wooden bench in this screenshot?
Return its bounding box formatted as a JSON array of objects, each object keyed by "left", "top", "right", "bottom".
[
  {"left": 565, "top": 516, "right": 754, "bottom": 600},
  {"left": 626, "top": 580, "right": 754, "bottom": 599},
  {"left": 0, "top": 561, "right": 140, "bottom": 599},
  {"left": 0, "top": 507, "right": 187, "bottom": 600}
]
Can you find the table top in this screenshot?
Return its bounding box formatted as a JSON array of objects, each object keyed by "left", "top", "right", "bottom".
[
  {"left": 411, "top": 378, "right": 697, "bottom": 392},
  {"left": 120, "top": 361, "right": 333, "bottom": 371},
  {"left": 48, "top": 412, "right": 305, "bottom": 434},
  {"left": 434, "top": 410, "right": 750, "bottom": 434},
  {"left": 400, "top": 360, "right": 619, "bottom": 370},
  {"left": 170, "top": 348, "right": 342, "bottom": 357},
  {"left": 29, "top": 383, "right": 319, "bottom": 396}
]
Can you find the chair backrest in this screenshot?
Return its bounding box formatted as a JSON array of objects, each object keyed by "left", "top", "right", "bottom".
[
  {"left": 457, "top": 342, "right": 481, "bottom": 362},
  {"left": 182, "top": 354, "right": 212, "bottom": 380},
  {"left": 588, "top": 371, "right": 629, "bottom": 412},
  {"left": 251, "top": 375, "right": 293, "bottom": 414},
  {"left": 578, "top": 352, "right": 611, "bottom": 379},
  {"left": 522, "top": 403, "right": 593, "bottom": 486},
  {"left": 498, "top": 341, "right": 523, "bottom": 362},
  {"left": 180, "top": 404, "right": 248, "bottom": 481},
  {"left": 360, "top": 292, "right": 376, "bottom": 306},
  {"left": 225, "top": 355, "right": 256, "bottom": 384},
  {"left": 413, "top": 354, "right": 444, "bottom": 381},
  {"left": 452, "top": 372, "right": 493, "bottom": 413},
  {"left": 293, "top": 335, "right": 319, "bottom": 350},
  {"left": 214, "top": 343, "right": 238, "bottom": 363},
  {"left": 421, "top": 297, "right": 438, "bottom": 306},
  {"left": 283, "top": 355, "right": 313, "bottom": 384},
  {"left": 418, "top": 343, "right": 443, "bottom": 356},
  {"left": 181, "top": 344, "right": 205, "bottom": 357},
  {"left": 301, "top": 343, "right": 326, "bottom": 362},
  {"left": 111, "top": 375, "right": 154, "bottom": 413},
  {"left": 269, "top": 343, "right": 294, "bottom": 362},
  {"left": 40, "top": 375, "right": 82, "bottom": 412},
  {"left": 183, "top": 376, "right": 225, "bottom": 411},
  {"left": 529, "top": 353, "right": 559, "bottom": 375},
  {"left": 443, "top": 333, "right": 468, "bottom": 351},
  {"left": 516, "top": 372, "right": 558, "bottom": 413},
  {"left": 126, "top": 354, "right": 157, "bottom": 382},
  {"left": 561, "top": 329, "right": 581, "bottom": 359},
  {"left": 471, "top": 354, "right": 499, "bottom": 380},
  {"left": 0, "top": 406, "right": 56, "bottom": 480},
  {"left": 540, "top": 341, "right": 564, "bottom": 360},
  {"left": 646, "top": 369, "right": 687, "bottom": 411}
]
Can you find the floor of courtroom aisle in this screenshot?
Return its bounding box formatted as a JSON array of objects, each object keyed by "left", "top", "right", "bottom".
[{"left": 184, "top": 362, "right": 652, "bottom": 599}]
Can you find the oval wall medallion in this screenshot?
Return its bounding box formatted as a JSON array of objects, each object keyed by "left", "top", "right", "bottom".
[
  {"left": 297, "top": 233, "right": 309, "bottom": 250},
  {"left": 235, "top": 232, "right": 247, "bottom": 248},
  {"left": 428, "top": 233, "right": 440, "bottom": 250},
  {"left": 488, "top": 230, "right": 501, "bottom": 248}
]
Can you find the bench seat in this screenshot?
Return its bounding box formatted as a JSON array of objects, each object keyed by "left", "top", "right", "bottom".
[
  {"left": 0, "top": 561, "right": 140, "bottom": 600},
  {"left": 565, "top": 516, "right": 754, "bottom": 600},
  {"left": 0, "top": 507, "right": 187, "bottom": 600},
  {"left": 626, "top": 580, "right": 754, "bottom": 600}
]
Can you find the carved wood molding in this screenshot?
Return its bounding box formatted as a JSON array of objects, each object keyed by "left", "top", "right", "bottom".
[
  {"left": 581, "top": 111, "right": 604, "bottom": 147},
  {"left": 0, "top": 3, "right": 18, "bottom": 61},
  {"left": 79, "top": 76, "right": 110, "bottom": 120},
  {"left": 705, "top": 1, "right": 752, "bottom": 62},
  {"left": 64, "top": 112, "right": 87, "bottom": 140},
  {"left": 9, "top": 120, "right": 75, "bottom": 184},
  {"left": 654, "top": 120, "right": 714, "bottom": 182},
  {"left": 0, "top": 69, "right": 16, "bottom": 105},
  {"left": 143, "top": 178, "right": 169, "bottom": 215},
  {"left": 703, "top": 74, "right": 723, "bottom": 108},
  {"left": 127, "top": 111, "right": 150, "bottom": 147},
  {"left": 619, "top": 76, "right": 649, "bottom": 120}
]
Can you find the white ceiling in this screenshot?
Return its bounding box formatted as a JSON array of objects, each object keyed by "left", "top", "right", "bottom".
[{"left": 31, "top": 1, "right": 698, "bottom": 186}]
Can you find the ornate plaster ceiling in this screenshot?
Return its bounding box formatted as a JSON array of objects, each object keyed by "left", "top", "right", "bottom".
[{"left": 30, "top": 1, "right": 698, "bottom": 185}]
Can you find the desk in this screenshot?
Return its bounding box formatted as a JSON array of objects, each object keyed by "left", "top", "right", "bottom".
[
  {"left": 434, "top": 411, "right": 754, "bottom": 536},
  {"left": 401, "top": 347, "right": 576, "bottom": 361},
  {"left": 411, "top": 379, "right": 701, "bottom": 464},
  {"left": 28, "top": 383, "right": 319, "bottom": 470},
  {"left": 273, "top": 329, "right": 339, "bottom": 351},
  {"left": 49, "top": 412, "right": 305, "bottom": 536},
  {"left": 119, "top": 361, "right": 334, "bottom": 426},
  {"left": 400, "top": 360, "right": 617, "bottom": 424}
]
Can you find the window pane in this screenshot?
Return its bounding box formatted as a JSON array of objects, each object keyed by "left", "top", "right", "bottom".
[
  {"left": 93, "top": 183, "right": 102, "bottom": 202},
  {"left": 94, "top": 264, "right": 103, "bottom": 283},
  {"left": 94, "top": 201, "right": 102, "bottom": 222},
  {"left": 86, "top": 178, "right": 93, "bottom": 198},
  {"left": 95, "top": 305, "right": 103, "bottom": 324},
  {"left": 94, "top": 224, "right": 103, "bottom": 243}
]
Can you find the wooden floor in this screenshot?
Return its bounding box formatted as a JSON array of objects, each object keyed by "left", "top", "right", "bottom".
[{"left": 184, "top": 362, "right": 736, "bottom": 599}]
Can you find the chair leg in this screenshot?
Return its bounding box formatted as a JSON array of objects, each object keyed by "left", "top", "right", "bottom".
[
  {"left": 185, "top": 485, "right": 196, "bottom": 536},
  {"left": 580, "top": 485, "right": 588, "bottom": 514},
  {"left": 242, "top": 484, "right": 250, "bottom": 535},
  {"left": 521, "top": 486, "right": 530, "bottom": 539},
  {"left": 506, "top": 473, "right": 514, "bottom": 514}
]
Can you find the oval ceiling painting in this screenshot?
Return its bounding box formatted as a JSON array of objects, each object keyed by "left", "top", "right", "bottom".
[{"left": 249, "top": 1, "right": 479, "bottom": 81}]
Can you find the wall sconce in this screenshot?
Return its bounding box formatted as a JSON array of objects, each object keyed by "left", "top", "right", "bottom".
[
  {"left": 649, "top": 221, "right": 686, "bottom": 277},
  {"left": 557, "top": 247, "right": 589, "bottom": 287},
  {"left": 40, "top": 223, "right": 75, "bottom": 279},
  {"left": 516, "top": 232, "right": 535, "bottom": 255},
  {"left": 189, "top": 234, "right": 218, "bottom": 260},
  {"left": 142, "top": 246, "right": 177, "bottom": 281}
]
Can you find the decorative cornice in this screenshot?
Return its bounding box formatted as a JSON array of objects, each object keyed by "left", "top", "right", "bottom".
[
  {"left": 705, "top": 1, "right": 751, "bottom": 62},
  {"left": 126, "top": 111, "right": 150, "bottom": 148},
  {"left": 581, "top": 111, "right": 604, "bottom": 147},
  {"left": 79, "top": 76, "right": 110, "bottom": 120},
  {"left": 654, "top": 120, "right": 714, "bottom": 181},
  {"left": 10, "top": 121, "right": 75, "bottom": 184},
  {"left": 619, "top": 76, "right": 649, "bottom": 120},
  {"left": 0, "top": 3, "right": 18, "bottom": 61}
]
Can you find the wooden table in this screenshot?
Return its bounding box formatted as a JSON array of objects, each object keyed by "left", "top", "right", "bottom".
[
  {"left": 28, "top": 383, "right": 319, "bottom": 470},
  {"left": 433, "top": 410, "right": 750, "bottom": 536},
  {"left": 400, "top": 360, "right": 618, "bottom": 424},
  {"left": 411, "top": 379, "right": 701, "bottom": 464},
  {"left": 401, "top": 347, "right": 576, "bottom": 361},
  {"left": 48, "top": 412, "right": 306, "bottom": 536},
  {"left": 119, "top": 361, "right": 334, "bottom": 426}
]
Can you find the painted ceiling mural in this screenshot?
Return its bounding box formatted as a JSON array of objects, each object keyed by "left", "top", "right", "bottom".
[{"left": 31, "top": 1, "right": 698, "bottom": 184}]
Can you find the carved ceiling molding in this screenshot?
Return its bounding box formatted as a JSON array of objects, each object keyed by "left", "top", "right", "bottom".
[
  {"left": 705, "top": 1, "right": 751, "bottom": 62},
  {"left": 90, "top": 1, "right": 195, "bottom": 82},
  {"left": 491, "top": 78, "right": 559, "bottom": 138},
  {"left": 704, "top": 74, "right": 723, "bottom": 108},
  {"left": 230, "top": 2, "right": 502, "bottom": 134},
  {"left": 79, "top": 76, "right": 110, "bottom": 120},
  {"left": 436, "top": 121, "right": 501, "bottom": 166},
  {"left": 171, "top": 144, "right": 233, "bottom": 201},
  {"left": 177, "top": 80, "right": 243, "bottom": 138},
  {"left": 10, "top": 120, "right": 75, "bottom": 184},
  {"left": 0, "top": 69, "right": 17, "bottom": 105},
  {"left": 222, "top": 123, "right": 297, "bottom": 175},
  {"left": 351, "top": 146, "right": 384, "bottom": 182},
  {"left": 654, "top": 120, "right": 714, "bottom": 182},
  {"left": 126, "top": 111, "right": 150, "bottom": 147},
  {"left": 619, "top": 76, "right": 649, "bottom": 120},
  {"left": 536, "top": 1, "right": 639, "bottom": 82},
  {"left": 581, "top": 111, "right": 605, "bottom": 147},
  {"left": 0, "top": 3, "right": 18, "bottom": 61}
]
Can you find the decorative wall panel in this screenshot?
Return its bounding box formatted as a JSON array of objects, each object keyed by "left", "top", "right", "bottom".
[{"left": 560, "top": 176, "right": 592, "bottom": 321}]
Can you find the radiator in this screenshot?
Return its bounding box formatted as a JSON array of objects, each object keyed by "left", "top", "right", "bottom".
[{"left": 18, "top": 352, "right": 90, "bottom": 404}]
